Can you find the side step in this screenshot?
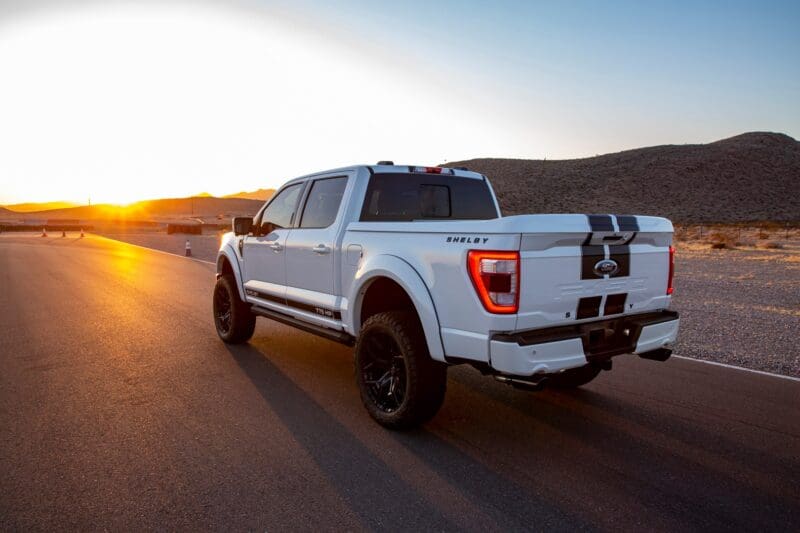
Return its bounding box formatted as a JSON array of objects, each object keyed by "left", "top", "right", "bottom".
[{"left": 251, "top": 306, "right": 355, "bottom": 346}]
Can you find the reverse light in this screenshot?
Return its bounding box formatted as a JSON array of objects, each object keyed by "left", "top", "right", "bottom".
[
  {"left": 467, "top": 250, "right": 520, "bottom": 314},
  {"left": 667, "top": 245, "right": 675, "bottom": 295}
]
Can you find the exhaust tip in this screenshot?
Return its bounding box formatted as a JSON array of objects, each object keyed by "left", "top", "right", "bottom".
[
  {"left": 638, "top": 348, "right": 672, "bottom": 362},
  {"left": 494, "top": 375, "right": 549, "bottom": 391}
]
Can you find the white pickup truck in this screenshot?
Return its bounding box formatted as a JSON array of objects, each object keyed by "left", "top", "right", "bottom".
[{"left": 213, "top": 163, "right": 679, "bottom": 428}]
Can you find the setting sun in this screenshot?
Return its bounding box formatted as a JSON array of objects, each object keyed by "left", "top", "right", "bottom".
[{"left": 0, "top": 2, "right": 519, "bottom": 205}]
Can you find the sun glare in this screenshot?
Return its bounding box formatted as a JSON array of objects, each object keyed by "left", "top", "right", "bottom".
[{"left": 0, "top": 2, "right": 518, "bottom": 206}]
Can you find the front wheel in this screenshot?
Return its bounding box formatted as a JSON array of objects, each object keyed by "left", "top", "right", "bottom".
[
  {"left": 355, "top": 311, "right": 447, "bottom": 430},
  {"left": 213, "top": 274, "right": 256, "bottom": 344}
]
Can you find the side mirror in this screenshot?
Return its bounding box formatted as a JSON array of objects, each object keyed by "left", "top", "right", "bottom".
[{"left": 233, "top": 217, "right": 253, "bottom": 236}]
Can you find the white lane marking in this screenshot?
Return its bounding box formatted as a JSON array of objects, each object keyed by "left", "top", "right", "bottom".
[
  {"left": 673, "top": 355, "right": 800, "bottom": 382},
  {"left": 92, "top": 234, "right": 215, "bottom": 265}
]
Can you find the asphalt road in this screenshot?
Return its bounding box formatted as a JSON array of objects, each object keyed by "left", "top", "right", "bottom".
[{"left": 1, "top": 234, "right": 798, "bottom": 531}]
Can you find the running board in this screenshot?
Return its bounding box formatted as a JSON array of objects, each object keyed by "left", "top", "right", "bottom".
[{"left": 251, "top": 306, "right": 355, "bottom": 346}]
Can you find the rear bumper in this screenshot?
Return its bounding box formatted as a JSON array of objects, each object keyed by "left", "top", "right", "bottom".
[{"left": 488, "top": 310, "right": 679, "bottom": 376}]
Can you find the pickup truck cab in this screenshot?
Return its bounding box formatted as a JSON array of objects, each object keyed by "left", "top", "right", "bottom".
[{"left": 213, "top": 163, "right": 679, "bottom": 428}]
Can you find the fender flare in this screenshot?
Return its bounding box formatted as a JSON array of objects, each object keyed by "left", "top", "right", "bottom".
[
  {"left": 216, "top": 245, "right": 247, "bottom": 302},
  {"left": 347, "top": 254, "right": 445, "bottom": 362}
]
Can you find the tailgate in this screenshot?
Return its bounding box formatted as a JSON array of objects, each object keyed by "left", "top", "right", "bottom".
[{"left": 515, "top": 214, "right": 673, "bottom": 331}]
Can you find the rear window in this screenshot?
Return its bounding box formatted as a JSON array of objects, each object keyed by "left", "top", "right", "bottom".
[{"left": 360, "top": 173, "right": 498, "bottom": 221}]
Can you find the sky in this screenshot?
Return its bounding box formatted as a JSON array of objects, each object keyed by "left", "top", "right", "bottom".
[{"left": 0, "top": 0, "right": 798, "bottom": 205}]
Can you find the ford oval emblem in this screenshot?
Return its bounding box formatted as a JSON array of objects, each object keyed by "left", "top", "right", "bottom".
[{"left": 593, "top": 259, "right": 619, "bottom": 277}]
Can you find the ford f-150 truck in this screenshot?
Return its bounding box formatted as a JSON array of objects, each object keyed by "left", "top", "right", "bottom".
[{"left": 213, "top": 163, "right": 679, "bottom": 428}]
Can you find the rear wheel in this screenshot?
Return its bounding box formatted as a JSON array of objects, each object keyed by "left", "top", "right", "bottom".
[
  {"left": 548, "top": 364, "right": 602, "bottom": 389},
  {"left": 355, "top": 311, "right": 447, "bottom": 429},
  {"left": 213, "top": 274, "right": 256, "bottom": 344}
]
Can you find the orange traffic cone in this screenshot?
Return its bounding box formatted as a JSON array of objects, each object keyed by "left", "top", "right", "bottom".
[
  {"left": 41, "top": 227, "right": 47, "bottom": 237},
  {"left": 185, "top": 240, "right": 192, "bottom": 257},
  {"left": 80, "top": 228, "right": 84, "bottom": 238}
]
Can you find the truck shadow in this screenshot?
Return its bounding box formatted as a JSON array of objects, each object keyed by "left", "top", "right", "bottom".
[
  {"left": 223, "top": 342, "right": 587, "bottom": 530},
  {"left": 224, "top": 338, "right": 799, "bottom": 531},
  {"left": 223, "top": 342, "right": 455, "bottom": 531}
]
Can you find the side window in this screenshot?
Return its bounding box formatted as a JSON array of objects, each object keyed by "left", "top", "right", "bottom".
[
  {"left": 259, "top": 183, "right": 302, "bottom": 235},
  {"left": 299, "top": 177, "right": 348, "bottom": 229}
]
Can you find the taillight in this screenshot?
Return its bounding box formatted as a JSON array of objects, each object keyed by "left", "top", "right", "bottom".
[
  {"left": 467, "top": 250, "right": 520, "bottom": 314},
  {"left": 667, "top": 245, "right": 675, "bottom": 295}
]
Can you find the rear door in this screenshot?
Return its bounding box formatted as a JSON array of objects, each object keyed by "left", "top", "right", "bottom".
[
  {"left": 284, "top": 175, "right": 350, "bottom": 326},
  {"left": 242, "top": 182, "right": 304, "bottom": 307}
]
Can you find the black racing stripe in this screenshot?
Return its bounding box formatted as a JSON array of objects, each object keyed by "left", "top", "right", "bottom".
[
  {"left": 616, "top": 215, "right": 640, "bottom": 232},
  {"left": 604, "top": 293, "right": 627, "bottom": 315},
  {"left": 581, "top": 245, "right": 605, "bottom": 280},
  {"left": 287, "top": 297, "right": 342, "bottom": 320},
  {"left": 608, "top": 245, "right": 630, "bottom": 277},
  {"left": 587, "top": 214, "right": 614, "bottom": 232},
  {"left": 246, "top": 289, "right": 286, "bottom": 305},
  {"left": 246, "top": 289, "right": 341, "bottom": 320},
  {"left": 576, "top": 296, "right": 602, "bottom": 319}
]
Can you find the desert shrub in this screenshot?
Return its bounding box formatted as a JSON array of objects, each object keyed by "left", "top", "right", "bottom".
[
  {"left": 757, "top": 230, "right": 770, "bottom": 240},
  {"left": 707, "top": 231, "right": 737, "bottom": 249},
  {"left": 757, "top": 241, "right": 783, "bottom": 249}
]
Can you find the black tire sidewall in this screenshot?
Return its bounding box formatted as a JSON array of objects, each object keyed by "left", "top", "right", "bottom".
[
  {"left": 213, "top": 274, "right": 255, "bottom": 344},
  {"left": 355, "top": 311, "right": 446, "bottom": 429}
]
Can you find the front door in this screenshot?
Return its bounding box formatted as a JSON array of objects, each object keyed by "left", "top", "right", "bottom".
[{"left": 242, "top": 182, "right": 304, "bottom": 307}]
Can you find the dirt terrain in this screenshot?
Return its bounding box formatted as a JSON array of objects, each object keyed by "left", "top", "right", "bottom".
[
  {"left": 449, "top": 132, "right": 800, "bottom": 223},
  {"left": 668, "top": 227, "right": 800, "bottom": 376}
]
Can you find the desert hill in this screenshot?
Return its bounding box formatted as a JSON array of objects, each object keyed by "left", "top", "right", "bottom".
[
  {"left": 448, "top": 132, "right": 800, "bottom": 223},
  {"left": 224, "top": 188, "right": 275, "bottom": 201}
]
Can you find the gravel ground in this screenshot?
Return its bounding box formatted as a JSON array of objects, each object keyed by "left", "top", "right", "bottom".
[
  {"left": 99, "top": 232, "right": 800, "bottom": 378},
  {"left": 672, "top": 246, "right": 800, "bottom": 377}
]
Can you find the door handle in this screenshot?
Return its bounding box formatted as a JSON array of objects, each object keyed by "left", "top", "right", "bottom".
[
  {"left": 269, "top": 242, "right": 283, "bottom": 252},
  {"left": 312, "top": 244, "right": 331, "bottom": 254}
]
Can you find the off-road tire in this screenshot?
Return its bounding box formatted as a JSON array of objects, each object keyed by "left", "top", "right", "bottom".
[
  {"left": 355, "top": 311, "right": 447, "bottom": 430},
  {"left": 213, "top": 274, "right": 256, "bottom": 344},
  {"left": 548, "top": 364, "right": 602, "bottom": 389}
]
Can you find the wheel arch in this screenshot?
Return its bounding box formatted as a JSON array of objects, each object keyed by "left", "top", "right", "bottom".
[
  {"left": 216, "top": 246, "right": 246, "bottom": 302},
  {"left": 348, "top": 255, "right": 445, "bottom": 362}
]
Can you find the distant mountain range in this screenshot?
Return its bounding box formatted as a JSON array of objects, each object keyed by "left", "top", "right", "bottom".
[
  {"left": 2, "top": 201, "right": 80, "bottom": 212},
  {"left": 0, "top": 196, "right": 265, "bottom": 221},
  {"left": 1, "top": 189, "right": 276, "bottom": 219},
  {"left": 448, "top": 132, "right": 799, "bottom": 223},
  {"left": 224, "top": 188, "right": 275, "bottom": 201},
  {"left": 4, "top": 133, "right": 798, "bottom": 223}
]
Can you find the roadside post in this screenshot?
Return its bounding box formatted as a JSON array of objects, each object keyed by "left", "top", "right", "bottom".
[
  {"left": 41, "top": 227, "right": 47, "bottom": 237},
  {"left": 185, "top": 240, "right": 192, "bottom": 257}
]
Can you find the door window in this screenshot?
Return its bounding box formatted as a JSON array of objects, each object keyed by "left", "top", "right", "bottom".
[
  {"left": 299, "top": 177, "right": 348, "bottom": 229},
  {"left": 258, "top": 183, "right": 302, "bottom": 235}
]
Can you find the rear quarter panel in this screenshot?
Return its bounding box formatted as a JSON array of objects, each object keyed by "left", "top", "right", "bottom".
[{"left": 343, "top": 226, "right": 520, "bottom": 362}]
